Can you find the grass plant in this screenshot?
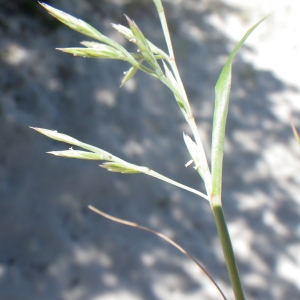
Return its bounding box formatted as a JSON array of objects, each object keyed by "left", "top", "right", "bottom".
[{"left": 33, "top": 1, "right": 266, "bottom": 299}]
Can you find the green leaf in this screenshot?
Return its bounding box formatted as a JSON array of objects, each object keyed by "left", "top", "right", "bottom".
[
  {"left": 39, "top": 2, "right": 103, "bottom": 40},
  {"left": 100, "top": 162, "right": 141, "bottom": 174},
  {"left": 30, "top": 127, "right": 113, "bottom": 160},
  {"left": 211, "top": 17, "right": 267, "bottom": 199},
  {"left": 31, "top": 128, "right": 209, "bottom": 200},
  {"left": 39, "top": 2, "right": 141, "bottom": 68},
  {"left": 48, "top": 150, "right": 106, "bottom": 160},
  {"left": 40, "top": 4, "right": 162, "bottom": 77},
  {"left": 57, "top": 45, "right": 126, "bottom": 60},
  {"left": 111, "top": 23, "right": 168, "bottom": 59},
  {"left": 120, "top": 65, "right": 139, "bottom": 87},
  {"left": 80, "top": 41, "right": 126, "bottom": 60},
  {"left": 125, "top": 15, "right": 163, "bottom": 77},
  {"left": 111, "top": 23, "right": 134, "bottom": 42},
  {"left": 31, "top": 127, "right": 82, "bottom": 145}
]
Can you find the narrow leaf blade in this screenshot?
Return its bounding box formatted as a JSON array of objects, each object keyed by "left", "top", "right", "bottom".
[
  {"left": 211, "top": 17, "right": 266, "bottom": 198},
  {"left": 48, "top": 150, "right": 106, "bottom": 160},
  {"left": 30, "top": 127, "right": 113, "bottom": 160},
  {"left": 30, "top": 127, "right": 82, "bottom": 145},
  {"left": 39, "top": 2, "right": 103, "bottom": 40},
  {"left": 57, "top": 46, "right": 125, "bottom": 59}
]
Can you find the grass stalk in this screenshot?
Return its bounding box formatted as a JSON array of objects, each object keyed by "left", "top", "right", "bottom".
[
  {"left": 35, "top": 2, "right": 268, "bottom": 299},
  {"left": 152, "top": 0, "right": 211, "bottom": 191},
  {"left": 210, "top": 18, "right": 267, "bottom": 299},
  {"left": 212, "top": 201, "right": 245, "bottom": 300}
]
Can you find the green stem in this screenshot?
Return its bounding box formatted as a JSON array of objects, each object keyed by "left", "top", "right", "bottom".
[
  {"left": 148, "top": 169, "right": 209, "bottom": 201},
  {"left": 152, "top": 0, "right": 174, "bottom": 59},
  {"left": 212, "top": 200, "right": 245, "bottom": 300},
  {"left": 153, "top": 0, "right": 210, "bottom": 188}
]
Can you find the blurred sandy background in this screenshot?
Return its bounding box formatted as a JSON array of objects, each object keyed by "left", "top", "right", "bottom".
[{"left": 1, "top": 0, "right": 300, "bottom": 299}]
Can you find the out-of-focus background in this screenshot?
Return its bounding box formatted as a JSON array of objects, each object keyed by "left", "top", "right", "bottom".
[{"left": 1, "top": 0, "right": 300, "bottom": 299}]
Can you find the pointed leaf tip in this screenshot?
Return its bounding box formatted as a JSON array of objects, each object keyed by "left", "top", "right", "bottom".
[
  {"left": 47, "top": 150, "right": 106, "bottom": 160},
  {"left": 211, "top": 17, "right": 267, "bottom": 197},
  {"left": 39, "top": 2, "right": 103, "bottom": 41}
]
